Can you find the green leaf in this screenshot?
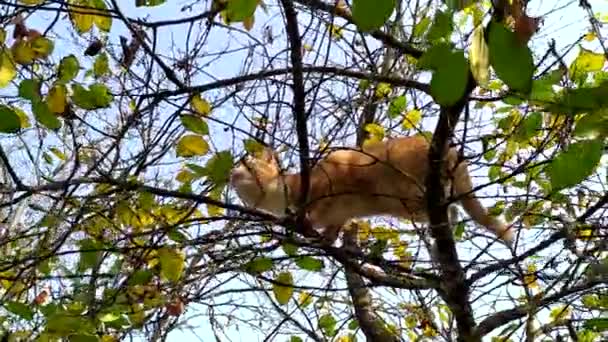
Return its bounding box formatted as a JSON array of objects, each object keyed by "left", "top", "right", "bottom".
[
  {"left": 470, "top": 25, "right": 489, "bottom": 85},
  {"left": 289, "top": 337, "right": 303, "bottom": 342},
  {"left": 547, "top": 139, "right": 603, "bottom": 191},
  {"left": 71, "top": 83, "right": 113, "bottom": 109},
  {"left": 427, "top": 11, "right": 453, "bottom": 42},
  {"left": 135, "top": 0, "right": 166, "bottom": 7},
  {"left": 413, "top": 17, "right": 431, "bottom": 38},
  {"left": 58, "top": 55, "right": 80, "bottom": 82},
  {"left": 272, "top": 271, "right": 293, "bottom": 305},
  {"left": 243, "top": 138, "right": 264, "bottom": 154},
  {"left": 32, "top": 99, "right": 61, "bottom": 130},
  {"left": 282, "top": 243, "right": 298, "bottom": 256},
  {"left": 69, "top": 334, "right": 99, "bottom": 342},
  {"left": 583, "top": 318, "right": 608, "bottom": 332},
  {"left": 30, "top": 36, "right": 54, "bottom": 59},
  {"left": 514, "top": 112, "right": 542, "bottom": 142},
  {"left": 548, "top": 83, "right": 608, "bottom": 115},
  {"left": 18, "top": 79, "right": 41, "bottom": 101},
  {"left": 388, "top": 95, "right": 406, "bottom": 119},
  {"left": 488, "top": 21, "right": 534, "bottom": 93},
  {"left": 0, "top": 105, "right": 22, "bottom": 133},
  {"left": 203, "top": 151, "right": 234, "bottom": 187},
  {"left": 574, "top": 114, "right": 608, "bottom": 139},
  {"left": 295, "top": 256, "right": 324, "bottom": 272},
  {"left": 128, "top": 269, "right": 154, "bottom": 286},
  {"left": 417, "top": 42, "right": 452, "bottom": 70},
  {"left": 224, "top": 0, "right": 258, "bottom": 22},
  {"left": 243, "top": 257, "right": 274, "bottom": 274},
  {"left": 352, "top": 0, "right": 396, "bottom": 32},
  {"left": 77, "top": 238, "right": 102, "bottom": 272},
  {"left": 158, "top": 247, "right": 185, "bottom": 283},
  {"left": 4, "top": 301, "right": 34, "bottom": 321},
  {"left": 93, "top": 52, "right": 109, "bottom": 77},
  {"left": 430, "top": 50, "right": 469, "bottom": 106},
  {"left": 180, "top": 114, "right": 209, "bottom": 135},
  {"left": 318, "top": 314, "right": 337, "bottom": 337}
]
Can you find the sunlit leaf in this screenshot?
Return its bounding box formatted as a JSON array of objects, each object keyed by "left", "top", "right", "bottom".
[
  {"left": 298, "top": 292, "right": 312, "bottom": 307},
  {"left": 191, "top": 94, "right": 211, "bottom": 116},
  {"left": 402, "top": 109, "right": 421, "bottom": 129},
  {"left": 0, "top": 105, "right": 22, "bottom": 133},
  {"left": 470, "top": 25, "right": 489, "bottom": 85},
  {"left": 224, "top": 0, "right": 258, "bottom": 23},
  {"left": 13, "top": 107, "right": 31, "bottom": 128},
  {"left": 352, "top": 0, "right": 395, "bottom": 32},
  {"left": 58, "top": 55, "right": 80, "bottom": 82},
  {"left": 0, "top": 49, "right": 16, "bottom": 88},
  {"left": 47, "top": 84, "right": 68, "bottom": 113},
  {"left": 513, "top": 112, "right": 542, "bottom": 142},
  {"left": 570, "top": 48, "right": 605, "bottom": 83},
  {"left": 547, "top": 139, "right": 603, "bottom": 191},
  {"left": 176, "top": 134, "right": 209, "bottom": 157},
  {"left": 69, "top": 0, "right": 95, "bottom": 33},
  {"left": 91, "top": 0, "right": 112, "bottom": 32},
  {"left": 273, "top": 271, "right": 293, "bottom": 305},
  {"left": 158, "top": 247, "right": 185, "bottom": 283},
  {"left": 488, "top": 21, "right": 534, "bottom": 93}
]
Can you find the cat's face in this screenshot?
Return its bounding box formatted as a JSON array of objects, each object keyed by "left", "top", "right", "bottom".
[{"left": 230, "top": 148, "right": 281, "bottom": 206}]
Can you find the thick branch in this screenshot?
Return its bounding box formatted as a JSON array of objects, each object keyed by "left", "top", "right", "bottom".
[
  {"left": 426, "top": 77, "right": 478, "bottom": 341},
  {"left": 279, "top": 0, "right": 310, "bottom": 222}
]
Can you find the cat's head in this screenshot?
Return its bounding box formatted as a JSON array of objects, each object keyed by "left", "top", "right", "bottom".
[{"left": 230, "top": 147, "right": 282, "bottom": 207}]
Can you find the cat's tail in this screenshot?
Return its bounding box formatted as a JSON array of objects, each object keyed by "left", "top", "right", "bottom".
[{"left": 453, "top": 159, "right": 514, "bottom": 245}]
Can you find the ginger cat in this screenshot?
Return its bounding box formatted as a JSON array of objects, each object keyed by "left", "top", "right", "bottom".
[{"left": 230, "top": 135, "right": 513, "bottom": 245}]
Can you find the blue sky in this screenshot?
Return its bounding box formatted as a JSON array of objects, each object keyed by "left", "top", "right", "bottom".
[{"left": 10, "top": 0, "right": 608, "bottom": 341}]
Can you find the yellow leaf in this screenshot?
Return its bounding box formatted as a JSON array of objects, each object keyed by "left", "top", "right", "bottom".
[
  {"left": 470, "top": 25, "right": 490, "bottom": 85},
  {"left": 12, "top": 107, "right": 30, "bottom": 128},
  {"left": 176, "top": 135, "right": 209, "bottom": 157},
  {"left": 47, "top": 84, "right": 67, "bottom": 113},
  {"left": 50, "top": 147, "right": 66, "bottom": 161},
  {"left": 158, "top": 247, "right": 185, "bottom": 283},
  {"left": 243, "top": 15, "right": 254, "bottom": 31},
  {"left": 549, "top": 305, "right": 571, "bottom": 322},
  {"left": 19, "top": 0, "right": 44, "bottom": 3},
  {"left": 298, "top": 291, "right": 312, "bottom": 307},
  {"left": 92, "top": 0, "right": 112, "bottom": 32},
  {"left": 374, "top": 82, "right": 392, "bottom": 99},
  {"left": 0, "top": 49, "right": 16, "bottom": 88},
  {"left": 11, "top": 40, "right": 35, "bottom": 65},
  {"left": 191, "top": 94, "right": 211, "bottom": 116},
  {"left": 584, "top": 32, "right": 597, "bottom": 42},
  {"left": 402, "top": 109, "right": 422, "bottom": 129},
  {"left": 524, "top": 263, "right": 538, "bottom": 289},
  {"left": 69, "top": 0, "right": 95, "bottom": 33},
  {"left": 273, "top": 271, "right": 293, "bottom": 305},
  {"left": 176, "top": 169, "right": 195, "bottom": 183},
  {"left": 0, "top": 28, "right": 6, "bottom": 45}
]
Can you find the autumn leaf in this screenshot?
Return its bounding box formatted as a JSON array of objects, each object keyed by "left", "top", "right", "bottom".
[
  {"left": 158, "top": 247, "right": 185, "bottom": 283},
  {"left": 272, "top": 271, "right": 293, "bottom": 305},
  {"left": 0, "top": 49, "right": 16, "bottom": 88},
  {"left": 191, "top": 94, "right": 211, "bottom": 116},
  {"left": 47, "top": 84, "right": 68, "bottom": 113},
  {"left": 176, "top": 134, "right": 209, "bottom": 157}
]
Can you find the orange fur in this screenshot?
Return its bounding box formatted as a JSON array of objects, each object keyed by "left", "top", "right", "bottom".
[{"left": 230, "top": 136, "right": 513, "bottom": 245}]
